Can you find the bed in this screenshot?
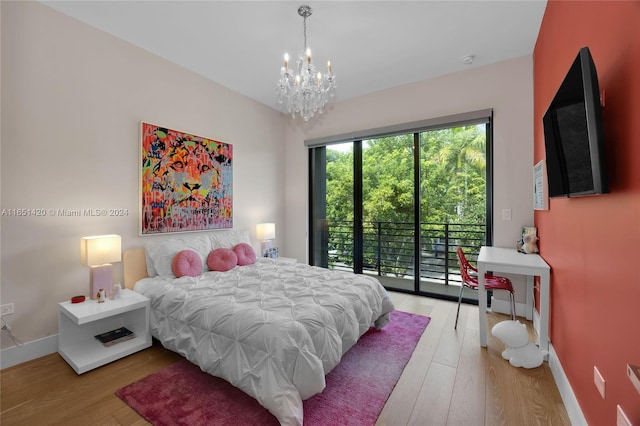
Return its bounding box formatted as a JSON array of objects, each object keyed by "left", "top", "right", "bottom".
[{"left": 123, "top": 231, "right": 395, "bottom": 426}]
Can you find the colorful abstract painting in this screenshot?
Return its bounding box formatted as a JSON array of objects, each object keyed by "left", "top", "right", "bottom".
[{"left": 140, "top": 122, "right": 233, "bottom": 235}]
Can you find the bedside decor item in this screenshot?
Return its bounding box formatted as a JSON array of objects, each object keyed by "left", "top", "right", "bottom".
[
  {"left": 112, "top": 284, "right": 122, "bottom": 300},
  {"left": 81, "top": 234, "right": 122, "bottom": 299},
  {"left": 71, "top": 295, "right": 85, "bottom": 304},
  {"left": 97, "top": 288, "right": 107, "bottom": 302},
  {"left": 140, "top": 122, "right": 233, "bottom": 235},
  {"left": 265, "top": 247, "right": 279, "bottom": 259},
  {"left": 95, "top": 327, "right": 135, "bottom": 347},
  {"left": 277, "top": 5, "right": 336, "bottom": 121},
  {"left": 256, "top": 223, "right": 275, "bottom": 257}
]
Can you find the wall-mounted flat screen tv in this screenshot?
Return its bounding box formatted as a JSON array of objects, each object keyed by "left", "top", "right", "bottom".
[{"left": 543, "top": 46, "right": 609, "bottom": 198}]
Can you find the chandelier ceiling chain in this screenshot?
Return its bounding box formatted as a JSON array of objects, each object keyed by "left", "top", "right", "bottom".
[
  {"left": 277, "top": 5, "right": 337, "bottom": 121},
  {"left": 301, "top": 5, "right": 309, "bottom": 51}
]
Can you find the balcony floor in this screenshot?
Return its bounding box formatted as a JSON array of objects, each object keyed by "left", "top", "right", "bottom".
[{"left": 365, "top": 273, "right": 479, "bottom": 303}]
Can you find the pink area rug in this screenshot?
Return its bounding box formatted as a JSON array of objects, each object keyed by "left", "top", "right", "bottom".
[{"left": 116, "top": 310, "right": 430, "bottom": 426}]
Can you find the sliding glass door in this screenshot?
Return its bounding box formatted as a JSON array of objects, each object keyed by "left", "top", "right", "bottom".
[
  {"left": 361, "top": 134, "right": 415, "bottom": 289},
  {"left": 417, "top": 126, "right": 489, "bottom": 297},
  {"left": 309, "top": 111, "right": 493, "bottom": 300}
]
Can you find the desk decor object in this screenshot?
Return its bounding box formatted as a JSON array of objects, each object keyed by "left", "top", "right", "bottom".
[
  {"left": 491, "top": 320, "right": 548, "bottom": 368},
  {"left": 517, "top": 226, "right": 539, "bottom": 254},
  {"left": 140, "top": 122, "right": 233, "bottom": 235}
]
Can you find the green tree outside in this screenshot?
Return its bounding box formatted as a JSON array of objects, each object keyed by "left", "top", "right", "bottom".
[{"left": 325, "top": 125, "right": 487, "bottom": 274}]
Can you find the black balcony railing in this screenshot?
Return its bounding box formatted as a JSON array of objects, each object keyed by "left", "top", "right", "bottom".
[{"left": 327, "top": 220, "right": 486, "bottom": 286}]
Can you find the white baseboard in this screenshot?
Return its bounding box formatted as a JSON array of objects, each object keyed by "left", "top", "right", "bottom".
[
  {"left": 533, "top": 307, "right": 540, "bottom": 337},
  {"left": 1, "top": 334, "right": 58, "bottom": 370},
  {"left": 549, "top": 342, "right": 588, "bottom": 425}
]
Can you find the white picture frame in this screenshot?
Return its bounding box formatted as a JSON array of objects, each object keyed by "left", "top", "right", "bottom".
[{"left": 534, "top": 160, "right": 549, "bottom": 210}]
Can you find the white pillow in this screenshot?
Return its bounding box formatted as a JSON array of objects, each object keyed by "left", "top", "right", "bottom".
[
  {"left": 209, "top": 230, "right": 251, "bottom": 249},
  {"left": 144, "top": 249, "right": 158, "bottom": 277},
  {"left": 145, "top": 235, "right": 212, "bottom": 278}
]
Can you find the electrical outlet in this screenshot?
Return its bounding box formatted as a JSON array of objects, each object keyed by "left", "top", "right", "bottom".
[
  {"left": 501, "top": 209, "right": 512, "bottom": 220},
  {"left": 594, "top": 366, "right": 606, "bottom": 399},
  {"left": 0, "top": 303, "right": 14, "bottom": 316},
  {"left": 617, "top": 405, "right": 631, "bottom": 426}
]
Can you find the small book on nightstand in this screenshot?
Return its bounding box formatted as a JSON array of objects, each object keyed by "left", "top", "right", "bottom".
[{"left": 95, "top": 327, "right": 135, "bottom": 347}]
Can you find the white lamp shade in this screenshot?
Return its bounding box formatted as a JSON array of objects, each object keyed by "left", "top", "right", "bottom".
[
  {"left": 256, "top": 223, "right": 276, "bottom": 240},
  {"left": 81, "top": 234, "right": 122, "bottom": 266}
]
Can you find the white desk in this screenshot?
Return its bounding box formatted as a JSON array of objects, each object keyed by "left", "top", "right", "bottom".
[{"left": 477, "top": 246, "right": 551, "bottom": 353}]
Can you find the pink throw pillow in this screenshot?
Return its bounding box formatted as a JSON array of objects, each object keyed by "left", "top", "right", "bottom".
[
  {"left": 233, "top": 243, "right": 257, "bottom": 266},
  {"left": 207, "top": 248, "right": 238, "bottom": 272},
  {"left": 171, "top": 250, "right": 202, "bottom": 278}
]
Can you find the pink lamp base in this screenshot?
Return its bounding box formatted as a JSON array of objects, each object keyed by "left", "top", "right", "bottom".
[{"left": 90, "top": 264, "right": 112, "bottom": 299}]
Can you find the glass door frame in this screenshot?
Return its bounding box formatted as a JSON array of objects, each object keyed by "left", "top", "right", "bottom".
[{"left": 308, "top": 110, "right": 494, "bottom": 300}]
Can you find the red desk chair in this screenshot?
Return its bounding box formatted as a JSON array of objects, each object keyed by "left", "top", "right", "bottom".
[{"left": 455, "top": 247, "right": 516, "bottom": 329}]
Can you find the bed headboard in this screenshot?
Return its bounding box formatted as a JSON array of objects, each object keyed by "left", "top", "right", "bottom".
[{"left": 123, "top": 247, "right": 149, "bottom": 289}]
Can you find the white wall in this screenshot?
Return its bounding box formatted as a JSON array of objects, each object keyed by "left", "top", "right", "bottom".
[
  {"left": 0, "top": 1, "right": 285, "bottom": 350},
  {"left": 1, "top": 1, "right": 535, "bottom": 355},
  {"left": 283, "top": 55, "right": 535, "bottom": 299}
]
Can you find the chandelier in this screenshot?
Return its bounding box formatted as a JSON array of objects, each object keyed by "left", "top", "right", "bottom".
[{"left": 277, "top": 5, "right": 336, "bottom": 121}]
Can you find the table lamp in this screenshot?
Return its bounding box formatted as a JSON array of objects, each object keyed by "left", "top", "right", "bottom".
[
  {"left": 81, "top": 234, "right": 122, "bottom": 299},
  {"left": 256, "top": 223, "right": 275, "bottom": 257}
]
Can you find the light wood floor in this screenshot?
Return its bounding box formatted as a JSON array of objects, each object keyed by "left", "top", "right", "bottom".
[{"left": 1, "top": 292, "right": 570, "bottom": 425}]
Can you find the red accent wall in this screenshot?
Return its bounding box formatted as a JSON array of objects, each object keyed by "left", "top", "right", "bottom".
[{"left": 534, "top": 1, "right": 640, "bottom": 424}]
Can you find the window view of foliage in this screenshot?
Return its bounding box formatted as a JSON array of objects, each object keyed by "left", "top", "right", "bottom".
[
  {"left": 420, "top": 126, "right": 487, "bottom": 224},
  {"left": 325, "top": 125, "right": 487, "bottom": 278}
]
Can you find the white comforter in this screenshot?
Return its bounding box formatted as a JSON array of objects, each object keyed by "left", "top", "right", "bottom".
[{"left": 134, "top": 258, "right": 395, "bottom": 425}]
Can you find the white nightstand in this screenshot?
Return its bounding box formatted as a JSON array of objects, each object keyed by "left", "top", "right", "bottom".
[{"left": 58, "top": 289, "right": 152, "bottom": 374}]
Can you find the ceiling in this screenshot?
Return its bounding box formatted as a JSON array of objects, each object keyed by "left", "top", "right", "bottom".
[{"left": 41, "top": 1, "right": 547, "bottom": 112}]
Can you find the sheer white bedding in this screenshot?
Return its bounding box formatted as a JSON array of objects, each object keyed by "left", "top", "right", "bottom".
[{"left": 134, "top": 258, "right": 395, "bottom": 425}]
